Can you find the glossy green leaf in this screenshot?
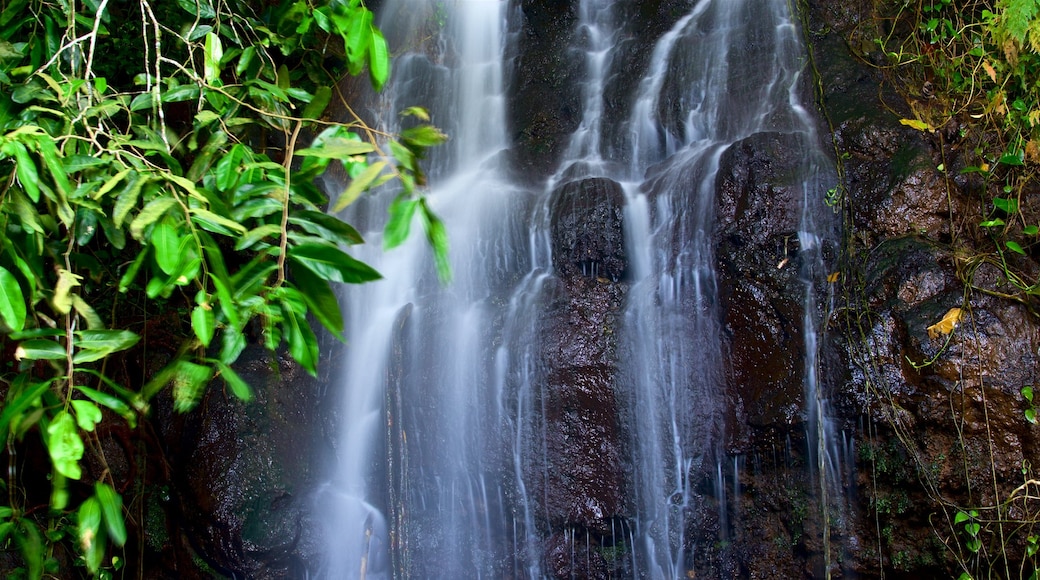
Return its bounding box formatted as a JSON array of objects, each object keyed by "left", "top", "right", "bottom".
[
  {"left": 191, "top": 208, "right": 248, "bottom": 235},
  {"left": 369, "top": 28, "right": 390, "bottom": 90},
  {"left": 281, "top": 300, "right": 318, "bottom": 376},
  {"left": 70, "top": 400, "right": 102, "bottom": 432},
  {"left": 77, "top": 496, "right": 103, "bottom": 573},
  {"left": 46, "top": 412, "right": 84, "bottom": 480},
  {"left": 113, "top": 174, "right": 146, "bottom": 228},
  {"left": 287, "top": 243, "right": 381, "bottom": 284},
  {"left": 220, "top": 326, "right": 247, "bottom": 365},
  {"left": 16, "top": 339, "right": 66, "bottom": 360},
  {"left": 7, "top": 140, "right": 40, "bottom": 202},
  {"left": 289, "top": 210, "right": 364, "bottom": 245},
  {"left": 129, "top": 196, "right": 178, "bottom": 240},
  {"left": 75, "top": 386, "right": 133, "bottom": 419},
  {"left": 290, "top": 263, "right": 343, "bottom": 337},
  {"left": 344, "top": 8, "right": 373, "bottom": 72},
  {"left": 422, "top": 203, "right": 452, "bottom": 283},
  {"left": 204, "top": 32, "right": 223, "bottom": 83},
  {"left": 172, "top": 360, "right": 214, "bottom": 412},
  {"left": 214, "top": 361, "right": 252, "bottom": 402},
  {"left": 0, "top": 265, "right": 26, "bottom": 332},
  {"left": 302, "top": 85, "right": 332, "bottom": 120},
  {"left": 235, "top": 224, "right": 282, "bottom": 251},
  {"left": 1006, "top": 240, "right": 1026, "bottom": 255},
  {"left": 118, "top": 246, "right": 150, "bottom": 292},
  {"left": 73, "top": 330, "right": 141, "bottom": 363},
  {"left": 384, "top": 197, "right": 418, "bottom": 249},
  {"left": 16, "top": 518, "right": 43, "bottom": 580},
  {"left": 401, "top": 125, "right": 448, "bottom": 148},
  {"left": 95, "top": 482, "right": 127, "bottom": 547},
  {"left": 0, "top": 378, "right": 50, "bottom": 442},
  {"left": 296, "top": 138, "right": 374, "bottom": 159},
  {"left": 151, "top": 219, "right": 183, "bottom": 275},
  {"left": 191, "top": 303, "right": 216, "bottom": 347}
]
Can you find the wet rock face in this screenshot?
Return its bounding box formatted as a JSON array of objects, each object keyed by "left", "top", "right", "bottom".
[
  {"left": 158, "top": 346, "right": 323, "bottom": 580},
  {"left": 715, "top": 132, "right": 815, "bottom": 445},
  {"left": 536, "top": 177, "right": 629, "bottom": 578},
  {"left": 550, "top": 177, "right": 627, "bottom": 282},
  {"left": 510, "top": 0, "right": 581, "bottom": 182}
]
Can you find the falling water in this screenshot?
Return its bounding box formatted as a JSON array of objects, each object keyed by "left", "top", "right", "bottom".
[{"left": 318, "top": 0, "right": 844, "bottom": 578}]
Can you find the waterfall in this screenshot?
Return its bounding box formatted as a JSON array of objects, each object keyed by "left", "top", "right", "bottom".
[{"left": 317, "top": 0, "right": 844, "bottom": 578}]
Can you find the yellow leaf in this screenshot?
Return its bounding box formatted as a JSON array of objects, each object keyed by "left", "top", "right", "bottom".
[
  {"left": 899, "top": 118, "right": 933, "bottom": 131},
  {"left": 927, "top": 307, "right": 963, "bottom": 340},
  {"left": 827, "top": 272, "right": 840, "bottom": 283}
]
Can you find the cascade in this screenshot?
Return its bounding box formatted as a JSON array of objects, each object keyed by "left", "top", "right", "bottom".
[{"left": 317, "top": 0, "right": 847, "bottom": 578}]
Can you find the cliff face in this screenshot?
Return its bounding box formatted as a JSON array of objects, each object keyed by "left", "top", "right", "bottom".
[{"left": 162, "top": 1, "right": 1040, "bottom": 579}]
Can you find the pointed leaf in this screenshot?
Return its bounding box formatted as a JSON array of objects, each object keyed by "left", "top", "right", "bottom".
[
  {"left": 129, "top": 196, "right": 178, "bottom": 240},
  {"left": 191, "top": 304, "right": 216, "bottom": 347},
  {"left": 46, "top": 412, "right": 84, "bottom": 480},
  {"left": 369, "top": 28, "right": 390, "bottom": 90},
  {"left": 0, "top": 266, "right": 26, "bottom": 332},
  {"left": 94, "top": 483, "right": 126, "bottom": 547},
  {"left": 287, "top": 243, "right": 381, "bottom": 284},
  {"left": 215, "top": 361, "right": 252, "bottom": 402},
  {"left": 332, "top": 160, "right": 386, "bottom": 212},
  {"left": 384, "top": 197, "right": 418, "bottom": 249}
]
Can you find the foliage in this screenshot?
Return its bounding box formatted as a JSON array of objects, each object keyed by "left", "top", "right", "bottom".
[
  {"left": 869, "top": 0, "right": 1040, "bottom": 309},
  {"left": 0, "top": 0, "right": 446, "bottom": 575}
]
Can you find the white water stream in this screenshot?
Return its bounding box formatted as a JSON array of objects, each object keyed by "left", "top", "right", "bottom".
[{"left": 316, "top": 0, "right": 846, "bottom": 577}]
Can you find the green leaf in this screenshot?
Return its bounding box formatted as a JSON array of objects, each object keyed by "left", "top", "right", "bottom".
[
  {"left": 289, "top": 263, "right": 343, "bottom": 337},
  {"left": 46, "top": 412, "right": 84, "bottom": 480},
  {"left": 1007, "top": 240, "right": 1026, "bottom": 255},
  {"left": 0, "top": 379, "right": 51, "bottom": 442},
  {"left": 95, "top": 482, "right": 127, "bottom": 547},
  {"left": 993, "top": 197, "right": 1019, "bottom": 214},
  {"left": 1027, "top": 408, "right": 1037, "bottom": 424},
  {"left": 302, "top": 85, "right": 332, "bottom": 120},
  {"left": 77, "top": 496, "right": 103, "bottom": 573},
  {"left": 0, "top": 265, "right": 26, "bottom": 332},
  {"left": 129, "top": 196, "right": 178, "bottom": 240},
  {"left": 171, "top": 360, "right": 214, "bottom": 413},
  {"left": 281, "top": 300, "right": 318, "bottom": 375},
  {"left": 6, "top": 140, "right": 40, "bottom": 202},
  {"left": 235, "top": 224, "right": 282, "bottom": 251},
  {"left": 422, "top": 202, "right": 452, "bottom": 283},
  {"left": 190, "top": 208, "right": 248, "bottom": 235},
  {"left": 16, "top": 339, "right": 66, "bottom": 361},
  {"left": 118, "top": 246, "right": 150, "bottom": 292},
  {"left": 384, "top": 197, "right": 418, "bottom": 249},
  {"left": 113, "top": 174, "right": 147, "bottom": 228},
  {"left": 289, "top": 210, "right": 365, "bottom": 245},
  {"left": 401, "top": 125, "right": 448, "bottom": 148},
  {"left": 73, "top": 330, "right": 141, "bottom": 363},
  {"left": 16, "top": 518, "right": 43, "bottom": 580},
  {"left": 287, "top": 243, "right": 381, "bottom": 284},
  {"left": 344, "top": 8, "right": 374, "bottom": 72},
  {"left": 296, "top": 138, "right": 374, "bottom": 159},
  {"left": 332, "top": 160, "right": 387, "bottom": 212},
  {"left": 979, "top": 218, "right": 1005, "bottom": 227},
  {"left": 955, "top": 511, "right": 972, "bottom": 524},
  {"left": 151, "top": 219, "right": 183, "bottom": 275},
  {"left": 70, "top": 400, "right": 102, "bottom": 432},
  {"left": 70, "top": 295, "right": 104, "bottom": 330},
  {"left": 1025, "top": 386, "right": 1035, "bottom": 402},
  {"left": 191, "top": 304, "right": 216, "bottom": 347},
  {"left": 75, "top": 386, "right": 133, "bottom": 420},
  {"left": 220, "top": 326, "right": 247, "bottom": 365},
  {"left": 369, "top": 28, "right": 390, "bottom": 90},
  {"left": 204, "top": 32, "right": 223, "bottom": 83},
  {"left": 236, "top": 45, "right": 256, "bottom": 76},
  {"left": 214, "top": 361, "right": 252, "bottom": 402}
]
